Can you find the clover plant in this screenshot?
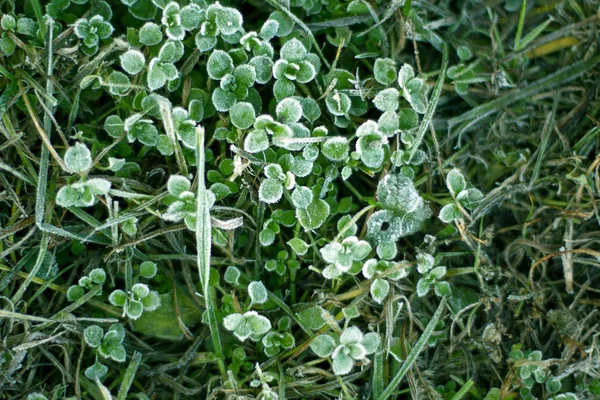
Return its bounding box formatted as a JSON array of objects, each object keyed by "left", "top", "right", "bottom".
[
  {"left": 310, "top": 326, "right": 379, "bottom": 375},
  {"left": 74, "top": 15, "right": 113, "bottom": 56},
  {"left": 439, "top": 169, "right": 484, "bottom": 223}
]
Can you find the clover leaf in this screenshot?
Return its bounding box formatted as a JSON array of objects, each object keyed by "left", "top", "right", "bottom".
[
  {"left": 310, "top": 326, "right": 379, "bottom": 375},
  {"left": 195, "top": 3, "right": 243, "bottom": 52},
  {"left": 320, "top": 236, "right": 371, "bottom": 279},
  {"left": 74, "top": 15, "right": 113, "bottom": 56},
  {"left": 161, "top": 2, "right": 202, "bottom": 40},
  {"left": 262, "top": 331, "right": 295, "bottom": 357},
  {"left": 398, "top": 64, "right": 426, "bottom": 114},
  {"left": 84, "top": 324, "right": 127, "bottom": 363},
  {"left": 355, "top": 120, "right": 388, "bottom": 170},
  {"left": 108, "top": 283, "right": 161, "bottom": 320},
  {"left": 223, "top": 311, "right": 272, "bottom": 342}
]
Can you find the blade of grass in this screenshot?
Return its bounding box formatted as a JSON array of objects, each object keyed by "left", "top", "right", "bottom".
[
  {"left": 447, "top": 55, "right": 600, "bottom": 143},
  {"left": 195, "top": 126, "right": 227, "bottom": 381},
  {"left": 517, "top": 18, "right": 552, "bottom": 51},
  {"left": 11, "top": 19, "right": 56, "bottom": 304},
  {"left": 514, "top": 0, "right": 527, "bottom": 51},
  {"left": 408, "top": 42, "right": 448, "bottom": 163},
  {"left": 449, "top": 378, "right": 475, "bottom": 400},
  {"left": 377, "top": 297, "right": 447, "bottom": 400},
  {"left": 372, "top": 349, "right": 385, "bottom": 399},
  {"left": 116, "top": 351, "right": 142, "bottom": 400}
]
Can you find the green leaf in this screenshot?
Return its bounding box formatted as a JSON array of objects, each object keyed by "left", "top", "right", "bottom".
[
  {"left": 296, "top": 306, "right": 326, "bottom": 330},
  {"left": 291, "top": 186, "right": 313, "bottom": 209},
  {"left": 109, "top": 289, "right": 127, "bottom": 307},
  {"left": 296, "top": 198, "right": 330, "bottom": 230},
  {"left": 269, "top": 11, "right": 294, "bottom": 37},
  {"left": 325, "top": 90, "right": 351, "bottom": 116},
  {"left": 276, "top": 98, "right": 303, "bottom": 124},
  {"left": 258, "top": 179, "right": 283, "bottom": 204},
  {"left": 439, "top": 203, "right": 461, "bottom": 223},
  {"left": 120, "top": 50, "right": 145, "bottom": 75},
  {"left": 446, "top": 168, "right": 466, "bottom": 195},
  {"left": 139, "top": 22, "right": 163, "bottom": 45},
  {"left": 84, "top": 325, "right": 104, "bottom": 348},
  {"left": 85, "top": 361, "right": 108, "bottom": 380},
  {"left": 287, "top": 237, "right": 309, "bottom": 256},
  {"left": 229, "top": 102, "right": 256, "bottom": 129},
  {"left": 370, "top": 278, "right": 390, "bottom": 303},
  {"left": 310, "top": 334, "right": 336, "bottom": 357},
  {"left": 248, "top": 281, "right": 268, "bottom": 305},
  {"left": 301, "top": 97, "right": 321, "bottom": 123},
  {"left": 64, "top": 143, "right": 93, "bottom": 174},
  {"left": 67, "top": 285, "right": 84, "bottom": 301},
  {"left": 322, "top": 137, "right": 349, "bottom": 162},
  {"left": 374, "top": 58, "right": 397, "bottom": 85},
  {"left": 207, "top": 50, "right": 234, "bottom": 80},
  {"left": 244, "top": 129, "right": 269, "bottom": 153},
  {"left": 108, "top": 71, "right": 130, "bottom": 96},
  {"left": 131, "top": 288, "right": 202, "bottom": 340}
]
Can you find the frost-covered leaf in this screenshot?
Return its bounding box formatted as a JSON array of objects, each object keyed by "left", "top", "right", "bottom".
[
  {"left": 84, "top": 325, "right": 104, "bottom": 348},
  {"left": 86, "top": 179, "right": 111, "bottom": 195},
  {"left": 325, "top": 90, "right": 351, "bottom": 116},
  {"left": 374, "top": 58, "right": 397, "bottom": 85},
  {"left": 310, "top": 334, "right": 336, "bottom": 357},
  {"left": 167, "top": 175, "right": 191, "bottom": 197},
  {"left": 457, "top": 188, "right": 483, "bottom": 210},
  {"left": 361, "top": 332, "right": 380, "bottom": 354},
  {"left": 287, "top": 237, "right": 309, "bottom": 256},
  {"left": 322, "top": 137, "right": 349, "bottom": 162},
  {"left": 64, "top": 143, "right": 92, "bottom": 174},
  {"left": 377, "top": 174, "right": 422, "bottom": 214},
  {"left": 139, "top": 22, "right": 163, "bottom": 45},
  {"left": 230, "top": 102, "right": 255, "bottom": 129},
  {"left": 109, "top": 289, "right": 127, "bottom": 307},
  {"left": 332, "top": 350, "right": 354, "bottom": 375},
  {"left": 276, "top": 98, "right": 302, "bottom": 124},
  {"left": 398, "top": 64, "right": 415, "bottom": 87},
  {"left": 373, "top": 88, "right": 399, "bottom": 112},
  {"left": 120, "top": 50, "right": 145, "bottom": 75},
  {"left": 108, "top": 71, "right": 130, "bottom": 95},
  {"left": 370, "top": 278, "right": 389, "bottom": 303},
  {"left": 446, "top": 169, "right": 466, "bottom": 195},
  {"left": 244, "top": 130, "right": 269, "bottom": 153},
  {"left": 297, "top": 198, "right": 330, "bottom": 230},
  {"left": 248, "top": 281, "right": 268, "bottom": 305},
  {"left": 85, "top": 361, "right": 108, "bottom": 380},
  {"left": 224, "top": 266, "right": 241, "bottom": 285},
  {"left": 291, "top": 186, "right": 313, "bottom": 209},
  {"left": 258, "top": 179, "right": 283, "bottom": 204},
  {"left": 439, "top": 203, "right": 461, "bottom": 223},
  {"left": 207, "top": 50, "right": 234, "bottom": 80}
]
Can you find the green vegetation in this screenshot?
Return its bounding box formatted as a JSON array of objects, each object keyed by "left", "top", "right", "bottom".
[{"left": 1, "top": 0, "right": 599, "bottom": 399}]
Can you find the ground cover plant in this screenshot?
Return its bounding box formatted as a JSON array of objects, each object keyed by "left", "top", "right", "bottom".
[{"left": 0, "top": 0, "right": 599, "bottom": 398}]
